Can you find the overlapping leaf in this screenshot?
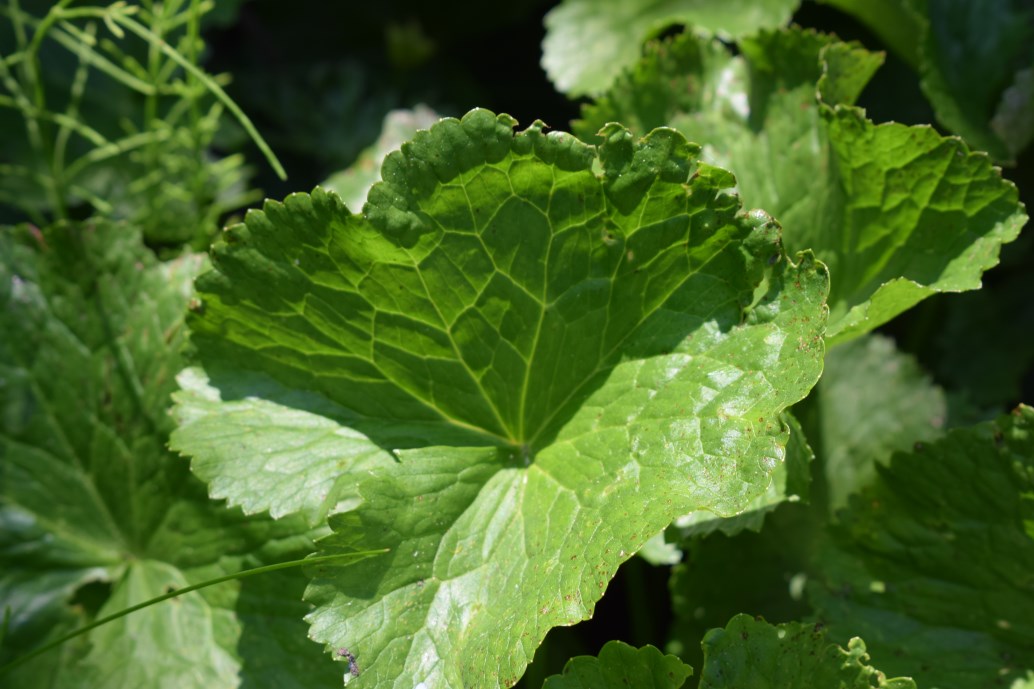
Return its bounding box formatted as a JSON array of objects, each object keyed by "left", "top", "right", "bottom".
[
  {"left": 542, "top": 641, "right": 691, "bottom": 688},
  {"left": 0, "top": 223, "right": 335, "bottom": 688},
  {"left": 576, "top": 28, "right": 1027, "bottom": 343},
  {"left": 698, "top": 614, "right": 916, "bottom": 688},
  {"left": 541, "top": 0, "right": 798, "bottom": 97},
  {"left": 818, "top": 0, "right": 1034, "bottom": 161},
  {"left": 919, "top": 0, "right": 1034, "bottom": 161},
  {"left": 809, "top": 406, "right": 1034, "bottom": 688},
  {"left": 323, "top": 105, "right": 442, "bottom": 210},
  {"left": 171, "top": 109, "right": 828, "bottom": 687},
  {"left": 815, "top": 334, "right": 946, "bottom": 510}
]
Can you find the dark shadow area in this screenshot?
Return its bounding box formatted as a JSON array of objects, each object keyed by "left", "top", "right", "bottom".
[
  {"left": 203, "top": 0, "right": 579, "bottom": 202},
  {"left": 514, "top": 555, "right": 674, "bottom": 687}
]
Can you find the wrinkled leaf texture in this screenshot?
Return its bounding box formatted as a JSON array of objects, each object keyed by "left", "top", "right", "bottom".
[
  {"left": 171, "top": 108, "right": 829, "bottom": 687},
  {"left": 576, "top": 28, "right": 1026, "bottom": 343}
]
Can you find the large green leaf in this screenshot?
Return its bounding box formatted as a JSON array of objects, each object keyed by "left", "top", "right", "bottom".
[
  {"left": 698, "top": 614, "right": 916, "bottom": 688},
  {"left": 541, "top": 0, "right": 798, "bottom": 97},
  {"left": 814, "top": 334, "right": 947, "bottom": 510},
  {"left": 0, "top": 222, "right": 335, "bottom": 688},
  {"left": 809, "top": 406, "right": 1034, "bottom": 688},
  {"left": 172, "top": 109, "right": 828, "bottom": 687},
  {"left": 542, "top": 641, "right": 691, "bottom": 688},
  {"left": 576, "top": 28, "right": 1027, "bottom": 343}
]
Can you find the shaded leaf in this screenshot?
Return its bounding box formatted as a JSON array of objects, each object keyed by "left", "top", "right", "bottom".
[
  {"left": 919, "top": 0, "right": 1034, "bottom": 161},
  {"left": 542, "top": 641, "right": 691, "bottom": 689},
  {"left": 0, "top": 222, "right": 334, "bottom": 688},
  {"left": 666, "top": 502, "right": 817, "bottom": 673},
  {"left": 810, "top": 406, "right": 1034, "bottom": 688},
  {"left": 819, "top": 0, "right": 1034, "bottom": 161},
  {"left": 812, "top": 0, "right": 923, "bottom": 70},
  {"left": 698, "top": 614, "right": 916, "bottom": 688},
  {"left": 929, "top": 271, "right": 1034, "bottom": 411}
]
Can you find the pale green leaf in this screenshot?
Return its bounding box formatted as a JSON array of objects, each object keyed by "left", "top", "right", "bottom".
[
  {"left": 815, "top": 334, "right": 946, "bottom": 510},
  {"left": 637, "top": 530, "right": 683, "bottom": 566},
  {"left": 0, "top": 223, "right": 335, "bottom": 688},
  {"left": 171, "top": 366, "right": 393, "bottom": 526},
  {"left": 671, "top": 411, "right": 813, "bottom": 538},
  {"left": 577, "top": 28, "right": 1027, "bottom": 344},
  {"left": 1011, "top": 671, "right": 1034, "bottom": 689},
  {"left": 541, "top": 0, "right": 798, "bottom": 97},
  {"left": 71, "top": 561, "right": 238, "bottom": 689},
  {"left": 809, "top": 406, "right": 1034, "bottom": 688},
  {"left": 698, "top": 614, "right": 916, "bottom": 688},
  {"left": 542, "top": 641, "right": 691, "bottom": 688},
  {"left": 173, "top": 109, "right": 828, "bottom": 687},
  {"left": 323, "top": 105, "right": 442, "bottom": 210}
]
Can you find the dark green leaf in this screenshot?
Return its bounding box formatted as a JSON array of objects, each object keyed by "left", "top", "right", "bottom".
[
  {"left": 542, "top": 641, "right": 691, "bottom": 689},
  {"left": 698, "top": 614, "right": 916, "bottom": 688},
  {"left": 810, "top": 406, "right": 1034, "bottom": 688},
  {"left": 919, "top": 0, "right": 1034, "bottom": 161}
]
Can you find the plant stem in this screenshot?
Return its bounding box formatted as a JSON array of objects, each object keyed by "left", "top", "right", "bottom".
[{"left": 57, "top": 6, "right": 287, "bottom": 180}]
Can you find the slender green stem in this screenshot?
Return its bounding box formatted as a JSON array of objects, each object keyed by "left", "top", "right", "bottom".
[
  {"left": 52, "top": 21, "right": 95, "bottom": 195},
  {"left": 185, "top": 0, "right": 207, "bottom": 219},
  {"left": 0, "top": 7, "right": 157, "bottom": 94},
  {"left": 56, "top": 6, "right": 286, "bottom": 180},
  {"left": 140, "top": 1, "right": 163, "bottom": 203},
  {"left": 8, "top": 0, "right": 27, "bottom": 49},
  {"left": 114, "top": 12, "right": 287, "bottom": 180},
  {"left": 24, "top": 0, "right": 76, "bottom": 217},
  {"left": 54, "top": 19, "right": 157, "bottom": 94},
  {"left": 63, "top": 129, "right": 169, "bottom": 180},
  {"left": 0, "top": 549, "right": 388, "bottom": 676}
]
